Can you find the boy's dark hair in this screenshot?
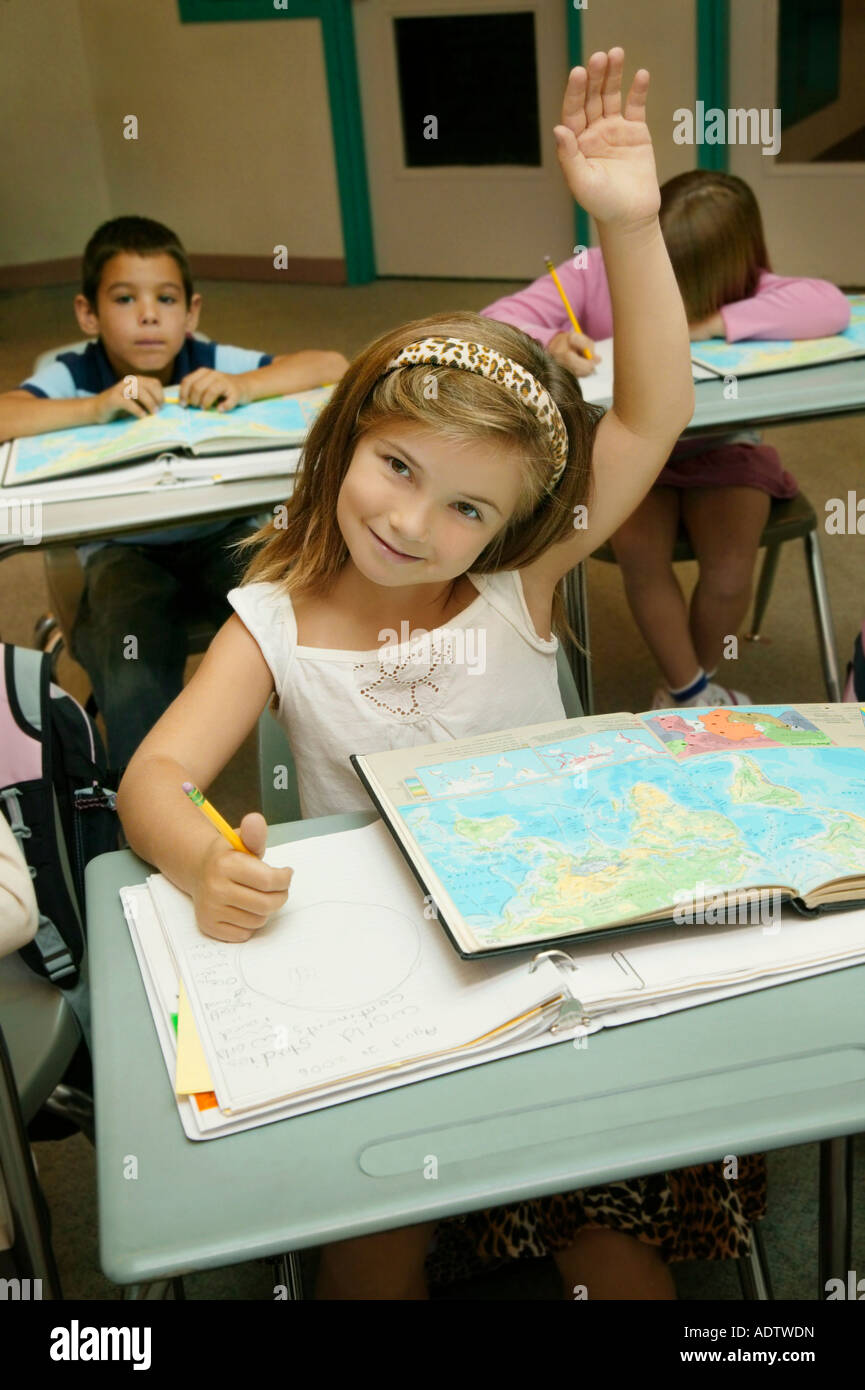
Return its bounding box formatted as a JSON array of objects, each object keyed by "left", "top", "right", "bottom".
[{"left": 81, "top": 216, "right": 193, "bottom": 307}]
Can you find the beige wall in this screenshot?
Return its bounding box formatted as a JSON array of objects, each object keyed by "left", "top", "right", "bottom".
[
  {"left": 10, "top": 2, "right": 854, "bottom": 283},
  {"left": 3, "top": 0, "right": 343, "bottom": 267},
  {"left": 0, "top": 0, "right": 110, "bottom": 264},
  {"left": 581, "top": 0, "right": 697, "bottom": 236}
]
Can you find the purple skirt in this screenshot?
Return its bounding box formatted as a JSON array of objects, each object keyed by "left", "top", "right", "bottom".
[{"left": 656, "top": 443, "right": 798, "bottom": 499}]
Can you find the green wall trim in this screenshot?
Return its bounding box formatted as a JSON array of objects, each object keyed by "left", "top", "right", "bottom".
[
  {"left": 320, "top": 1, "right": 375, "bottom": 283},
  {"left": 178, "top": 0, "right": 375, "bottom": 282},
  {"left": 566, "top": 2, "right": 591, "bottom": 254},
  {"left": 178, "top": 2, "right": 320, "bottom": 21},
  {"left": 696, "top": 0, "right": 730, "bottom": 171}
]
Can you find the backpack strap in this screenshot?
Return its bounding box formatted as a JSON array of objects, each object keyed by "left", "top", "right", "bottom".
[{"left": 0, "top": 787, "right": 77, "bottom": 986}]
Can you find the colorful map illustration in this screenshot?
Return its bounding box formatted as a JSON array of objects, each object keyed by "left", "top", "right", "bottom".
[
  {"left": 678, "top": 747, "right": 865, "bottom": 893},
  {"left": 643, "top": 705, "right": 833, "bottom": 760},
  {"left": 399, "top": 741, "right": 865, "bottom": 949},
  {"left": 6, "top": 386, "right": 331, "bottom": 485},
  {"left": 412, "top": 728, "right": 665, "bottom": 798},
  {"left": 691, "top": 293, "right": 865, "bottom": 377}
]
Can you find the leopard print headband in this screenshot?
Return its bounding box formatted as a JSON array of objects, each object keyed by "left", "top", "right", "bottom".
[{"left": 382, "top": 337, "right": 570, "bottom": 489}]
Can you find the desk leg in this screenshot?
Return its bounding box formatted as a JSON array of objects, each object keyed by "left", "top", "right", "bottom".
[
  {"left": 562, "top": 564, "right": 594, "bottom": 715},
  {"left": 274, "top": 1251, "right": 305, "bottom": 1299},
  {"left": 804, "top": 531, "right": 842, "bottom": 701},
  {"left": 818, "top": 1135, "right": 852, "bottom": 1297},
  {"left": 122, "top": 1281, "right": 174, "bottom": 1299}
]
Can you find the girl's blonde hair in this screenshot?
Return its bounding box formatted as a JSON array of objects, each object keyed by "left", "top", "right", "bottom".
[
  {"left": 659, "top": 170, "right": 771, "bottom": 323},
  {"left": 240, "top": 310, "right": 602, "bottom": 645}
]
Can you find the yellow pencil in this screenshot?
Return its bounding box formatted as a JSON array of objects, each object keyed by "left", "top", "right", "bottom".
[
  {"left": 182, "top": 781, "right": 251, "bottom": 854},
  {"left": 544, "top": 257, "right": 593, "bottom": 360}
]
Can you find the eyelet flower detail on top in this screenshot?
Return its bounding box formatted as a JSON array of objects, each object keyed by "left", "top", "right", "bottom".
[{"left": 353, "top": 631, "right": 459, "bottom": 720}]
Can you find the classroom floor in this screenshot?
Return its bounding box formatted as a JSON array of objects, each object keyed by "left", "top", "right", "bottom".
[{"left": 1, "top": 277, "right": 863, "bottom": 1300}]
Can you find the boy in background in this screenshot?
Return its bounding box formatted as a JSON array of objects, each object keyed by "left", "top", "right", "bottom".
[{"left": 0, "top": 216, "right": 348, "bottom": 770}]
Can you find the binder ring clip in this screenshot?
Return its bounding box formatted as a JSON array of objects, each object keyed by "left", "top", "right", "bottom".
[
  {"left": 530, "top": 951, "right": 590, "bottom": 1033},
  {"left": 530, "top": 949, "right": 577, "bottom": 974},
  {"left": 154, "top": 453, "right": 179, "bottom": 485}
]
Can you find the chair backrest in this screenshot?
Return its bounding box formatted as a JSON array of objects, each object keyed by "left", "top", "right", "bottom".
[
  {"left": 257, "top": 641, "right": 584, "bottom": 824},
  {"left": 556, "top": 643, "right": 581, "bottom": 718},
  {"left": 0, "top": 953, "right": 82, "bottom": 1295}
]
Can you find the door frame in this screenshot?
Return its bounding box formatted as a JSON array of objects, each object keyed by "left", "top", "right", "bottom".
[
  {"left": 697, "top": 0, "right": 730, "bottom": 172},
  {"left": 181, "top": 1, "right": 725, "bottom": 278},
  {"left": 178, "top": 0, "right": 376, "bottom": 283}
]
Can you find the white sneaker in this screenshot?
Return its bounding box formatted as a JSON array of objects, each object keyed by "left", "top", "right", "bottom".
[
  {"left": 651, "top": 680, "right": 752, "bottom": 710},
  {"left": 702, "top": 680, "right": 752, "bottom": 706}
]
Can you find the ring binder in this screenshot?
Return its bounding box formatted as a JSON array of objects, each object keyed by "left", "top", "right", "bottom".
[
  {"left": 530, "top": 949, "right": 578, "bottom": 974},
  {"left": 531, "top": 950, "right": 591, "bottom": 1033}
]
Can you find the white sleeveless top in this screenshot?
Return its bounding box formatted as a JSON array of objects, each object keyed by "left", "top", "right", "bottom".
[{"left": 228, "top": 570, "right": 568, "bottom": 820}]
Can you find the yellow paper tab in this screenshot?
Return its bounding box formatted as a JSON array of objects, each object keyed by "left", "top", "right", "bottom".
[{"left": 175, "top": 979, "right": 213, "bottom": 1095}]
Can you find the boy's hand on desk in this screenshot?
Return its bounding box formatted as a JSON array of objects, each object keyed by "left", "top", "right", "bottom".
[
  {"left": 193, "top": 812, "right": 294, "bottom": 943},
  {"left": 92, "top": 375, "right": 164, "bottom": 424},
  {"left": 554, "top": 47, "right": 660, "bottom": 229},
  {"left": 549, "top": 331, "right": 601, "bottom": 377},
  {"left": 178, "top": 368, "right": 249, "bottom": 412}
]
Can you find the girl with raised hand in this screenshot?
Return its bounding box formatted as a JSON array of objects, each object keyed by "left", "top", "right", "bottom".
[{"left": 119, "top": 51, "right": 761, "bottom": 1299}]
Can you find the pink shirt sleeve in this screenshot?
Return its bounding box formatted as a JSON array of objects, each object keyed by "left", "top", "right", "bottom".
[
  {"left": 721, "top": 272, "right": 851, "bottom": 342},
  {"left": 480, "top": 247, "right": 614, "bottom": 347}
]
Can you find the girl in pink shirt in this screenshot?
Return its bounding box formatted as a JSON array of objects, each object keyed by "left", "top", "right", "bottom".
[{"left": 483, "top": 170, "right": 850, "bottom": 707}]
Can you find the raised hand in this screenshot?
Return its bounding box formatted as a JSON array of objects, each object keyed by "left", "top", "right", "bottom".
[{"left": 554, "top": 48, "right": 660, "bottom": 229}]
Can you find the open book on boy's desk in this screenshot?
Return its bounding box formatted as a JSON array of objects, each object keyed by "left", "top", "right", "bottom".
[
  {"left": 121, "top": 815, "right": 865, "bottom": 1141},
  {"left": 0, "top": 384, "right": 332, "bottom": 493},
  {"left": 351, "top": 703, "right": 865, "bottom": 958}
]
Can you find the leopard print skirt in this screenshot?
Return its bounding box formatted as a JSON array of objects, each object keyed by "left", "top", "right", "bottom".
[{"left": 424, "top": 1154, "right": 767, "bottom": 1286}]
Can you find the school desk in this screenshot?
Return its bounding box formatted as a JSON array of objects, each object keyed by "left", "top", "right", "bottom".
[
  {"left": 87, "top": 811, "right": 861, "bottom": 1298},
  {"left": 2, "top": 355, "right": 863, "bottom": 712}
]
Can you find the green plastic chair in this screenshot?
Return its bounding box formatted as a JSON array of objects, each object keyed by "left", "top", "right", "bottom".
[
  {"left": 0, "top": 956, "right": 86, "bottom": 1298},
  {"left": 590, "top": 492, "right": 842, "bottom": 701}
]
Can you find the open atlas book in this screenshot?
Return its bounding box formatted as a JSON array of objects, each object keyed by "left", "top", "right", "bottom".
[
  {"left": 351, "top": 703, "right": 865, "bottom": 958},
  {"left": 121, "top": 809, "right": 865, "bottom": 1141},
  {"left": 0, "top": 384, "right": 333, "bottom": 489}
]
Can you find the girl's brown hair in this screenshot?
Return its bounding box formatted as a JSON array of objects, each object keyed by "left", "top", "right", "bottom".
[
  {"left": 659, "top": 170, "right": 771, "bottom": 323},
  {"left": 240, "top": 311, "right": 602, "bottom": 645}
]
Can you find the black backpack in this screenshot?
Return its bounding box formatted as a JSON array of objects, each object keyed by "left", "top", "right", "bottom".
[{"left": 0, "top": 643, "right": 119, "bottom": 1045}]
